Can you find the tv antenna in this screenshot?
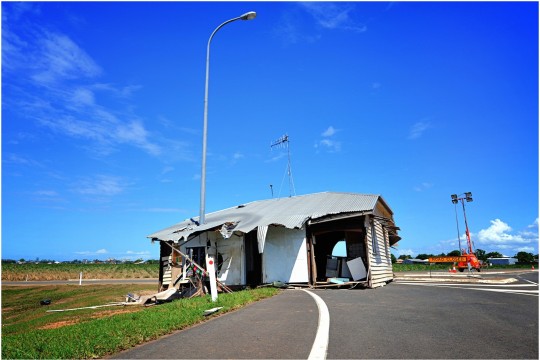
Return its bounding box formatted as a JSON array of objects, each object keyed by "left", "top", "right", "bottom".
[{"left": 270, "top": 134, "right": 296, "bottom": 197}]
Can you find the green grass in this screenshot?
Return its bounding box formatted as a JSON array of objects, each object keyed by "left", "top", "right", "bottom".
[
  {"left": 2, "top": 284, "right": 279, "bottom": 359},
  {"left": 2, "top": 263, "right": 159, "bottom": 281}
]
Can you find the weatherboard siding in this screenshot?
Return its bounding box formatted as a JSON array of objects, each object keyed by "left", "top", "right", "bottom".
[{"left": 366, "top": 216, "right": 393, "bottom": 288}]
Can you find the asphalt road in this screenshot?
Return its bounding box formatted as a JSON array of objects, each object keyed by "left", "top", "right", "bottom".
[
  {"left": 113, "top": 270, "right": 538, "bottom": 359},
  {"left": 111, "top": 289, "right": 318, "bottom": 359}
]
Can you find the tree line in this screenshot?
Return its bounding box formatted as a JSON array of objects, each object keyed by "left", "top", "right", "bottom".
[{"left": 393, "top": 250, "right": 537, "bottom": 264}]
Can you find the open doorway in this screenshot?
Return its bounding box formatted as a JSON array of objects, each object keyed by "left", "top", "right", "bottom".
[
  {"left": 309, "top": 216, "right": 368, "bottom": 283},
  {"left": 244, "top": 230, "right": 262, "bottom": 286}
]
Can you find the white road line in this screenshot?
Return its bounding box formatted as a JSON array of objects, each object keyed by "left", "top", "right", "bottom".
[
  {"left": 518, "top": 277, "right": 538, "bottom": 285},
  {"left": 398, "top": 282, "right": 538, "bottom": 287},
  {"left": 397, "top": 282, "right": 539, "bottom": 296},
  {"left": 302, "top": 289, "right": 330, "bottom": 360}
]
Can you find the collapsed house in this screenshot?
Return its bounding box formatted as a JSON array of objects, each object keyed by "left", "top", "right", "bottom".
[{"left": 148, "top": 192, "right": 401, "bottom": 290}]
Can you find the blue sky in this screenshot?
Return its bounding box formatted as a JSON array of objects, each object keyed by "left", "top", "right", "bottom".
[{"left": 2, "top": 1, "right": 538, "bottom": 262}]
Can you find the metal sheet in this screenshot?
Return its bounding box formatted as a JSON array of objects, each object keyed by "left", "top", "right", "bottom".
[{"left": 148, "top": 192, "right": 394, "bottom": 242}]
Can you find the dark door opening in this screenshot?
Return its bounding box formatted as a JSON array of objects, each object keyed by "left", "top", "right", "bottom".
[
  {"left": 309, "top": 216, "right": 368, "bottom": 283},
  {"left": 244, "top": 230, "right": 262, "bottom": 286},
  {"left": 186, "top": 246, "right": 206, "bottom": 271}
]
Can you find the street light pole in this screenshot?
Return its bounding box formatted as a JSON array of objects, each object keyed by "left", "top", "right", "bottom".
[{"left": 200, "top": 11, "right": 256, "bottom": 225}]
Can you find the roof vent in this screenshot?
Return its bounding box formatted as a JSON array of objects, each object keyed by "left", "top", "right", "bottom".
[{"left": 237, "top": 204, "right": 246, "bottom": 208}]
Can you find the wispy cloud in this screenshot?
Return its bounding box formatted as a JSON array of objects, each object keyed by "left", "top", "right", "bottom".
[
  {"left": 299, "top": 3, "right": 367, "bottom": 32},
  {"left": 34, "top": 190, "right": 59, "bottom": 197},
  {"left": 75, "top": 248, "right": 108, "bottom": 256},
  {"left": 315, "top": 126, "right": 342, "bottom": 153},
  {"left": 408, "top": 121, "right": 431, "bottom": 140},
  {"left": 275, "top": 3, "right": 365, "bottom": 45},
  {"left": 126, "top": 250, "right": 150, "bottom": 255},
  {"left": 414, "top": 182, "right": 433, "bottom": 192},
  {"left": 145, "top": 208, "right": 185, "bottom": 213},
  {"left": 2, "top": 9, "right": 168, "bottom": 158},
  {"left": 274, "top": 11, "right": 321, "bottom": 45},
  {"left": 72, "top": 175, "right": 126, "bottom": 196},
  {"left": 32, "top": 32, "right": 102, "bottom": 85}
]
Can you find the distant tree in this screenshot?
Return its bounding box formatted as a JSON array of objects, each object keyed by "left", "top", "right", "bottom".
[
  {"left": 416, "top": 254, "right": 433, "bottom": 260},
  {"left": 447, "top": 250, "right": 462, "bottom": 256},
  {"left": 19, "top": 258, "right": 25, "bottom": 263},
  {"left": 515, "top": 252, "right": 534, "bottom": 263},
  {"left": 2, "top": 259, "right": 16, "bottom": 264},
  {"left": 391, "top": 254, "right": 397, "bottom": 264},
  {"left": 398, "top": 255, "right": 412, "bottom": 260},
  {"left": 486, "top": 251, "right": 503, "bottom": 259},
  {"left": 436, "top": 252, "right": 446, "bottom": 257},
  {"left": 475, "top": 249, "right": 487, "bottom": 262}
]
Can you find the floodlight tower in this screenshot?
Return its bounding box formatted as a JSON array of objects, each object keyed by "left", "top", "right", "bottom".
[{"left": 450, "top": 192, "right": 480, "bottom": 272}]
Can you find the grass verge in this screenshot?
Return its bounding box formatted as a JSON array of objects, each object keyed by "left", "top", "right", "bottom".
[{"left": 2, "top": 284, "right": 279, "bottom": 359}]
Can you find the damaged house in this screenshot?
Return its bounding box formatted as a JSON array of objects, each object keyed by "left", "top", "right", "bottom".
[{"left": 148, "top": 192, "right": 401, "bottom": 290}]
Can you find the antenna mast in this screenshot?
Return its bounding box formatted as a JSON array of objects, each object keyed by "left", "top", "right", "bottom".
[{"left": 270, "top": 134, "right": 296, "bottom": 197}]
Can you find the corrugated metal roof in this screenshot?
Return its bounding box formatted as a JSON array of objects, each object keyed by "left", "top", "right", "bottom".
[{"left": 148, "top": 192, "right": 384, "bottom": 242}]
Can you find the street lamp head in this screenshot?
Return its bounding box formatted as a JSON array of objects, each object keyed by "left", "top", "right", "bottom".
[{"left": 240, "top": 11, "right": 257, "bottom": 20}]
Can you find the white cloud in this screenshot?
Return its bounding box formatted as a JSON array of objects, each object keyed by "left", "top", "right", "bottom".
[
  {"left": 517, "top": 246, "right": 535, "bottom": 253},
  {"left": 73, "top": 175, "right": 125, "bottom": 196},
  {"left": 408, "top": 121, "right": 431, "bottom": 140},
  {"left": 115, "top": 120, "right": 161, "bottom": 156},
  {"left": 233, "top": 152, "right": 244, "bottom": 160},
  {"left": 474, "top": 218, "right": 538, "bottom": 255},
  {"left": 33, "top": 31, "right": 102, "bottom": 85},
  {"left": 146, "top": 208, "right": 184, "bottom": 213},
  {"left": 397, "top": 249, "right": 415, "bottom": 257},
  {"left": 316, "top": 126, "right": 342, "bottom": 153},
  {"left": 477, "top": 219, "right": 528, "bottom": 244},
  {"left": 2, "top": 11, "right": 166, "bottom": 158},
  {"left": 414, "top": 182, "right": 433, "bottom": 192},
  {"left": 34, "top": 190, "right": 58, "bottom": 196},
  {"left": 300, "top": 3, "right": 367, "bottom": 32},
  {"left": 322, "top": 126, "right": 337, "bottom": 137},
  {"left": 126, "top": 250, "right": 150, "bottom": 255},
  {"left": 71, "top": 88, "right": 95, "bottom": 107},
  {"left": 75, "top": 248, "right": 108, "bottom": 256},
  {"left": 161, "top": 166, "right": 174, "bottom": 175}
]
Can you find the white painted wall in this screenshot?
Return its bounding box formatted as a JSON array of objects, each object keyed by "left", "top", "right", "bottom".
[{"left": 263, "top": 226, "right": 309, "bottom": 283}]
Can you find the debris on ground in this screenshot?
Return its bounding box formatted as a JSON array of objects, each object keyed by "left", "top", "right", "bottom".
[
  {"left": 203, "top": 307, "right": 223, "bottom": 316},
  {"left": 124, "top": 288, "right": 180, "bottom": 306}
]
